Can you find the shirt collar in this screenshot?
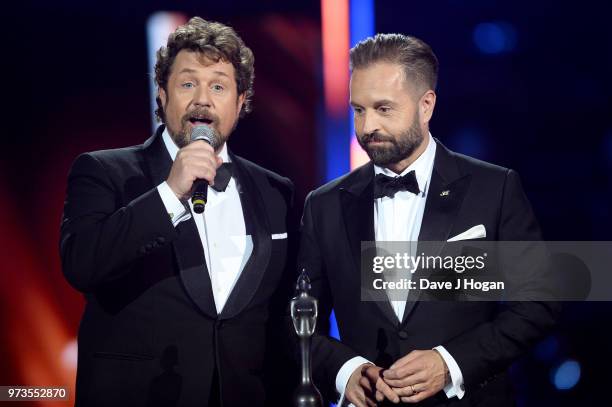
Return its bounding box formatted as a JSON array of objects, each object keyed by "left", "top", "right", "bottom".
[
  {"left": 162, "top": 126, "right": 230, "bottom": 163},
  {"left": 373, "top": 132, "right": 437, "bottom": 194}
]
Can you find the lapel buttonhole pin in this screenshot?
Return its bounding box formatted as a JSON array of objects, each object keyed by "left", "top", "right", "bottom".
[{"left": 440, "top": 190, "right": 450, "bottom": 197}]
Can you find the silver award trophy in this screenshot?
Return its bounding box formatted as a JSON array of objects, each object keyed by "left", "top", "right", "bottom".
[{"left": 291, "top": 269, "right": 323, "bottom": 407}]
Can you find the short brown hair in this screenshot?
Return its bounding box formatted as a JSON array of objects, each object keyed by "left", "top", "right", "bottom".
[
  {"left": 154, "top": 17, "right": 255, "bottom": 122},
  {"left": 350, "top": 33, "right": 438, "bottom": 94}
]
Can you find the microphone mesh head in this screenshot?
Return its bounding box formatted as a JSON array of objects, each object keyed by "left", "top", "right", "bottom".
[{"left": 190, "top": 125, "right": 219, "bottom": 148}]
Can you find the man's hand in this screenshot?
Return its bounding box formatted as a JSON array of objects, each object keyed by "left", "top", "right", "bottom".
[
  {"left": 166, "top": 140, "right": 222, "bottom": 200},
  {"left": 345, "top": 363, "right": 400, "bottom": 407},
  {"left": 382, "top": 350, "right": 449, "bottom": 403}
]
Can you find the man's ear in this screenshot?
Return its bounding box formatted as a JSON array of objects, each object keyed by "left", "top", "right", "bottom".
[
  {"left": 237, "top": 93, "right": 245, "bottom": 113},
  {"left": 420, "top": 90, "right": 437, "bottom": 124},
  {"left": 159, "top": 87, "right": 167, "bottom": 107}
]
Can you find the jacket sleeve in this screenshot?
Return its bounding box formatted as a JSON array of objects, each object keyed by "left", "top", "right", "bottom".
[
  {"left": 298, "top": 190, "right": 359, "bottom": 401},
  {"left": 442, "top": 169, "right": 561, "bottom": 391},
  {"left": 59, "top": 152, "right": 178, "bottom": 293}
]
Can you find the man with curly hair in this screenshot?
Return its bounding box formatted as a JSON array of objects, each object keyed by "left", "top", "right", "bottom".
[{"left": 60, "top": 17, "right": 295, "bottom": 406}]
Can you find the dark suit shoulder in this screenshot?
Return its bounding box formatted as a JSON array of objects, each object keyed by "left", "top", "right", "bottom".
[
  {"left": 451, "top": 150, "right": 510, "bottom": 176},
  {"left": 80, "top": 142, "right": 145, "bottom": 169},
  {"left": 72, "top": 140, "right": 149, "bottom": 182},
  {"left": 308, "top": 162, "right": 372, "bottom": 199},
  {"left": 435, "top": 142, "right": 518, "bottom": 192},
  {"left": 232, "top": 154, "right": 294, "bottom": 197}
]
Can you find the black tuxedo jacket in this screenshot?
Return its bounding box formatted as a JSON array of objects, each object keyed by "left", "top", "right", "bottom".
[
  {"left": 60, "top": 126, "right": 296, "bottom": 407},
  {"left": 298, "top": 140, "right": 560, "bottom": 406}
]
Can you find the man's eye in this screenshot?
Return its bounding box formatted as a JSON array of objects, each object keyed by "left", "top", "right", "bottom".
[
  {"left": 211, "top": 84, "right": 224, "bottom": 92},
  {"left": 181, "top": 82, "right": 195, "bottom": 89},
  {"left": 353, "top": 107, "right": 364, "bottom": 115},
  {"left": 378, "top": 106, "right": 391, "bottom": 113}
]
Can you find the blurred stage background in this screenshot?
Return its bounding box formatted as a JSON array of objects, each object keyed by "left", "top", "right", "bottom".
[{"left": 1, "top": 0, "right": 611, "bottom": 405}]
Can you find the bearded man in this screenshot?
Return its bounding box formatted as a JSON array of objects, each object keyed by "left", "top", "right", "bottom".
[
  {"left": 298, "top": 33, "right": 559, "bottom": 407},
  {"left": 60, "top": 17, "right": 295, "bottom": 406}
]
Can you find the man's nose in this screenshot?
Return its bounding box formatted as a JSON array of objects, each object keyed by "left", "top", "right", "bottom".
[
  {"left": 193, "top": 86, "right": 212, "bottom": 108},
  {"left": 362, "top": 110, "right": 380, "bottom": 135}
]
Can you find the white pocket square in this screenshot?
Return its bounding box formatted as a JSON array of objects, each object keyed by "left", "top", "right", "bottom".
[
  {"left": 271, "top": 232, "right": 287, "bottom": 240},
  {"left": 447, "top": 224, "right": 486, "bottom": 242}
]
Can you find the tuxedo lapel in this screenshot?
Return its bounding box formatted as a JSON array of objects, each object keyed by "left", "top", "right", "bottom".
[
  {"left": 219, "top": 152, "right": 271, "bottom": 320},
  {"left": 401, "top": 141, "right": 471, "bottom": 323},
  {"left": 418, "top": 141, "right": 471, "bottom": 244},
  {"left": 340, "top": 163, "right": 399, "bottom": 326},
  {"left": 142, "top": 126, "right": 217, "bottom": 319},
  {"left": 172, "top": 219, "right": 218, "bottom": 319}
]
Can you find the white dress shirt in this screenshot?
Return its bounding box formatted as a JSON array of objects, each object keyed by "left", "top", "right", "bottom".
[
  {"left": 336, "top": 134, "right": 465, "bottom": 406},
  {"left": 156, "top": 128, "right": 253, "bottom": 314}
]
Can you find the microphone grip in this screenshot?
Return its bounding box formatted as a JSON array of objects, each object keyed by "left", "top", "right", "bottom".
[
  {"left": 189, "top": 134, "right": 213, "bottom": 214},
  {"left": 191, "top": 178, "right": 208, "bottom": 214}
]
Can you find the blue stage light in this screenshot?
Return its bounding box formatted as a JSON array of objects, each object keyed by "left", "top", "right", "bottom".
[
  {"left": 350, "top": 0, "right": 375, "bottom": 48},
  {"left": 473, "top": 22, "right": 517, "bottom": 55},
  {"left": 329, "top": 310, "right": 340, "bottom": 340},
  {"left": 552, "top": 359, "right": 581, "bottom": 390}
]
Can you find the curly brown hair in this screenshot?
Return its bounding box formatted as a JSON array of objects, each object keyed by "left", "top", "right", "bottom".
[{"left": 154, "top": 17, "right": 255, "bottom": 122}]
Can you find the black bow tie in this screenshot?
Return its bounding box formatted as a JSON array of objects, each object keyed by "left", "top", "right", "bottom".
[
  {"left": 373, "top": 171, "right": 420, "bottom": 199},
  {"left": 211, "top": 162, "right": 233, "bottom": 192}
]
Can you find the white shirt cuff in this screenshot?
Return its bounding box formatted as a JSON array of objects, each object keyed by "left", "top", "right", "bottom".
[
  {"left": 157, "top": 182, "right": 191, "bottom": 226},
  {"left": 336, "top": 356, "right": 371, "bottom": 407},
  {"left": 433, "top": 345, "right": 465, "bottom": 399}
]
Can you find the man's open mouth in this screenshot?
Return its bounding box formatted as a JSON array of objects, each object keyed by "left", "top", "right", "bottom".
[{"left": 189, "top": 117, "right": 213, "bottom": 125}]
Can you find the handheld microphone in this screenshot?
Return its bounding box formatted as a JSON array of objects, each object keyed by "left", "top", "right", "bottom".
[{"left": 190, "top": 125, "right": 219, "bottom": 214}]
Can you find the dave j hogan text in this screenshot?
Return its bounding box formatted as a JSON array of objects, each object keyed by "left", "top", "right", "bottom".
[{"left": 372, "top": 277, "right": 505, "bottom": 292}]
